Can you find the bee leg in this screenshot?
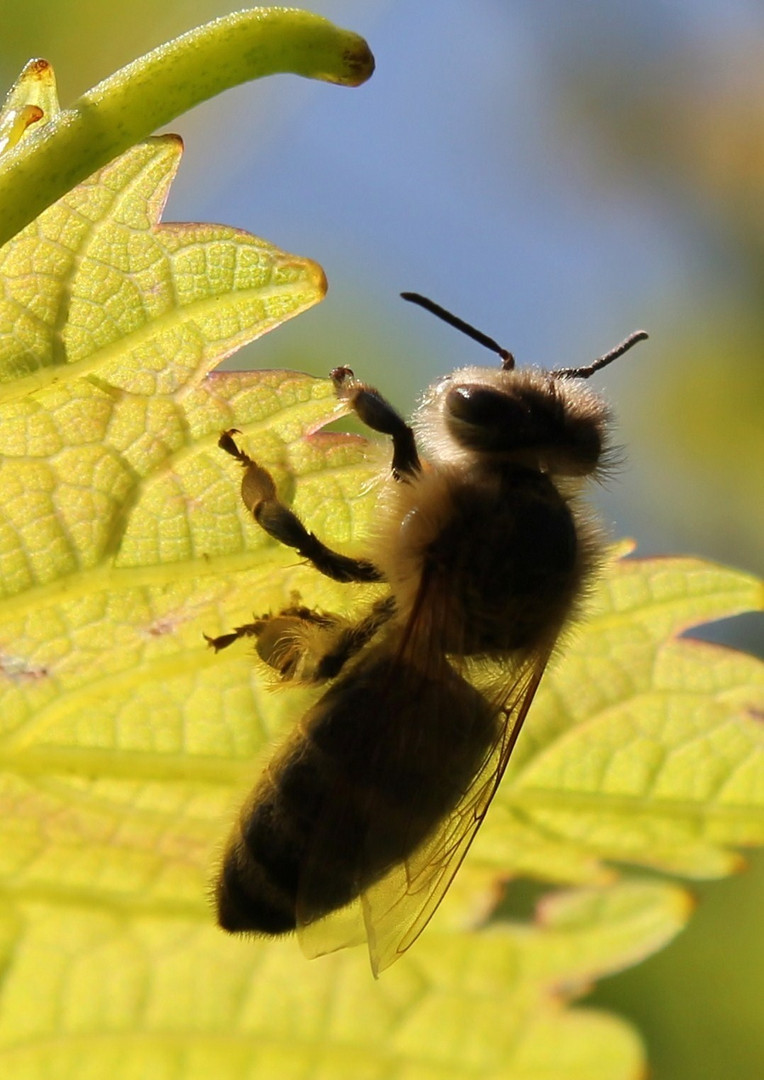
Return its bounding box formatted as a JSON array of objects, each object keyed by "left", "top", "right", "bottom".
[
  {"left": 254, "top": 594, "right": 395, "bottom": 683},
  {"left": 313, "top": 595, "right": 396, "bottom": 680},
  {"left": 205, "top": 617, "right": 269, "bottom": 654},
  {"left": 205, "top": 592, "right": 330, "bottom": 654},
  {"left": 331, "top": 367, "right": 421, "bottom": 479},
  {"left": 207, "top": 596, "right": 395, "bottom": 684},
  {"left": 218, "top": 430, "right": 384, "bottom": 584},
  {"left": 208, "top": 606, "right": 341, "bottom": 681}
]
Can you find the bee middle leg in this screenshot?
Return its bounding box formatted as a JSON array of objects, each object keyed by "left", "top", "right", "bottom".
[
  {"left": 218, "top": 430, "right": 384, "bottom": 584},
  {"left": 331, "top": 367, "right": 421, "bottom": 479}
]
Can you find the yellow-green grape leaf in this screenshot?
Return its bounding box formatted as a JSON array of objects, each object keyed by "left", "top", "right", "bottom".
[{"left": 0, "top": 881, "right": 688, "bottom": 1078}]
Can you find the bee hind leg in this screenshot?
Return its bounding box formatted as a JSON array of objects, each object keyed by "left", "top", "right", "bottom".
[
  {"left": 204, "top": 618, "right": 267, "bottom": 653},
  {"left": 254, "top": 594, "right": 395, "bottom": 684},
  {"left": 312, "top": 595, "right": 396, "bottom": 680},
  {"left": 331, "top": 368, "right": 421, "bottom": 479},
  {"left": 218, "top": 430, "right": 384, "bottom": 584},
  {"left": 207, "top": 595, "right": 395, "bottom": 684}
]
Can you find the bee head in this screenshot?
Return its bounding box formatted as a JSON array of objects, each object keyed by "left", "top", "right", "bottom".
[
  {"left": 402, "top": 292, "right": 647, "bottom": 479},
  {"left": 416, "top": 367, "right": 606, "bottom": 476},
  {"left": 441, "top": 369, "right": 607, "bottom": 476}
]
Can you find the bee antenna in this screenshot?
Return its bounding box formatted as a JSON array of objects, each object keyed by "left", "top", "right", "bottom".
[
  {"left": 554, "top": 330, "right": 649, "bottom": 380},
  {"left": 401, "top": 292, "right": 515, "bottom": 370}
]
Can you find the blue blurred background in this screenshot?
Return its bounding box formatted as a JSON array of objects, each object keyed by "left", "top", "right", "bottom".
[{"left": 2, "top": 2, "right": 762, "bottom": 1076}]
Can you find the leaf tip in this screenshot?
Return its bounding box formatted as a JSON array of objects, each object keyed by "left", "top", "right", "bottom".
[
  {"left": 340, "top": 38, "right": 376, "bottom": 86},
  {"left": 314, "top": 30, "right": 375, "bottom": 86}
]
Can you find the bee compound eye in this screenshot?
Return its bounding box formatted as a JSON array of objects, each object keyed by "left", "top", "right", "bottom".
[
  {"left": 445, "top": 384, "right": 527, "bottom": 442},
  {"left": 446, "top": 384, "right": 515, "bottom": 423}
]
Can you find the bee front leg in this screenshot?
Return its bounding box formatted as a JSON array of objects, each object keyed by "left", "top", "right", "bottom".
[
  {"left": 218, "top": 430, "right": 384, "bottom": 584},
  {"left": 332, "top": 367, "right": 421, "bottom": 479}
]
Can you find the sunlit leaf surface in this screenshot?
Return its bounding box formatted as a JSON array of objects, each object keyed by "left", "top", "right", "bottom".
[{"left": 0, "top": 882, "right": 688, "bottom": 1079}]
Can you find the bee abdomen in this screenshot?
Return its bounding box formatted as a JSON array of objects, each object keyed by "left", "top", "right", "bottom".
[
  {"left": 299, "top": 652, "right": 496, "bottom": 915},
  {"left": 357, "top": 671, "right": 490, "bottom": 828},
  {"left": 216, "top": 650, "right": 497, "bottom": 935}
]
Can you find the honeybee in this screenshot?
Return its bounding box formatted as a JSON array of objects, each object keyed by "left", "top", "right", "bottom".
[{"left": 207, "top": 293, "right": 647, "bottom": 975}]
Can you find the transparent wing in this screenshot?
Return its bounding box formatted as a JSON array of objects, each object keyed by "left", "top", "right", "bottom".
[{"left": 361, "top": 651, "right": 548, "bottom": 975}]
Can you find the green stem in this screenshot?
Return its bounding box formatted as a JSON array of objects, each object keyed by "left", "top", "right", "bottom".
[{"left": 0, "top": 7, "right": 374, "bottom": 247}]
